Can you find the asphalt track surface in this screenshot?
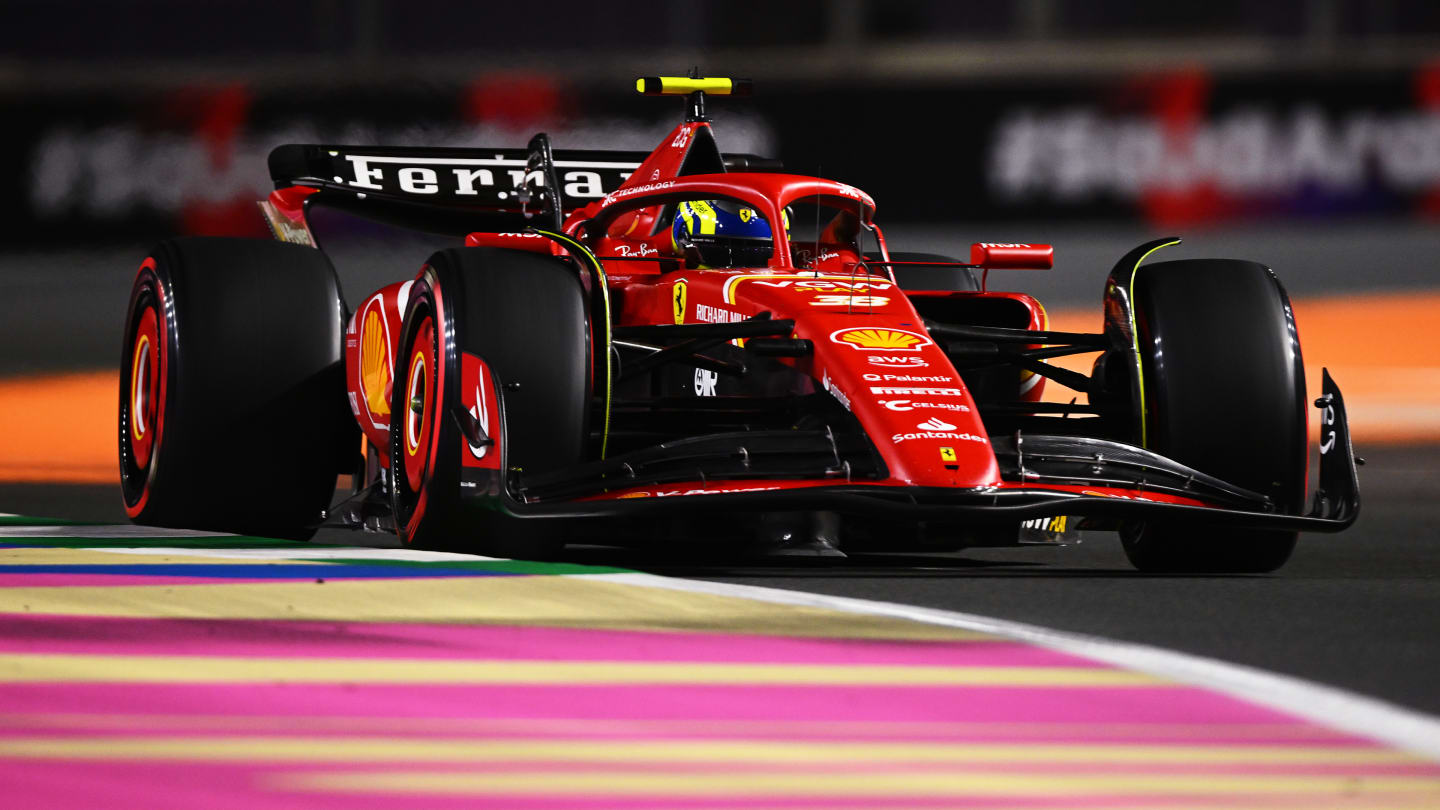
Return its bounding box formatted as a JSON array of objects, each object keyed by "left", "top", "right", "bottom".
[{"left": 4, "top": 442, "right": 1437, "bottom": 718}]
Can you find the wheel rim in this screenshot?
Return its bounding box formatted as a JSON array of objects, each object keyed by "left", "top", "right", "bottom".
[
  {"left": 120, "top": 260, "right": 168, "bottom": 517},
  {"left": 402, "top": 316, "right": 436, "bottom": 493},
  {"left": 128, "top": 306, "right": 161, "bottom": 469}
]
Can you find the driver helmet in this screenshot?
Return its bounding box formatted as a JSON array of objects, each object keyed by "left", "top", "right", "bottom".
[{"left": 671, "top": 200, "right": 782, "bottom": 268}]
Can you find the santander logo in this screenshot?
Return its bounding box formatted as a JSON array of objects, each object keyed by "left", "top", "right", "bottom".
[{"left": 916, "top": 418, "right": 956, "bottom": 431}]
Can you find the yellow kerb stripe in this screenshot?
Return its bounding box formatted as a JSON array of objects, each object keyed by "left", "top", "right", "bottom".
[
  {"left": 0, "top": 653, "right": 1163, "bottom": 686},
  {"left": 0, "top": 576, "right": 994, "bottom": 640},
  {"left": 0, "top": 714, "right": 1362, "bottom": 740},
  {"left": 278, "top": 769, "right": 1440, "bottom": 797},
  {"left": 0, "top": 736, "right": 1420, "bottom": 766}
]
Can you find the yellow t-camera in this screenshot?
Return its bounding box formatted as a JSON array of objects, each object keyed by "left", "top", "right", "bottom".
[{"left": 635, "top": 77, "right": 753, "bottom": 96}]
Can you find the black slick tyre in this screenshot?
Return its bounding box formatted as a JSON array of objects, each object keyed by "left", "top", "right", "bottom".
[
  {"left": 119, "top": 237, "right": 352, "bottom": 539},
  {"left": 1119, "top": 259, "right": 1306, "bottom": 573},
  {"left": 389, "top": 247, "right": 590, "bottom": 557}
]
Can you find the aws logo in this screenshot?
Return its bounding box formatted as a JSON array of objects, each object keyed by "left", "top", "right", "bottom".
[{"left": 829, "top": 327, "right": 932, "bottom": 352}]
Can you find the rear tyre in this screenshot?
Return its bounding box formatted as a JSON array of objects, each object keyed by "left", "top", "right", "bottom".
[
  {"left": 390, "top": 247, "right": 590, "bottom": 558},
  {"left": 1119, "top": 259, "right": 1306, "bottom": 573},
  {"left": 119, "top": 238, "right": 352, "bottom": 539}
]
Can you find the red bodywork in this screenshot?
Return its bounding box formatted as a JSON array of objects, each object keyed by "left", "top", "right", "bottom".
[{"left": 286, "top": 118, "right": 1216, "bottom": 513}]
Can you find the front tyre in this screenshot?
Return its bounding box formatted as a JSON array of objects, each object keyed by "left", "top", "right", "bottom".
[
  {"left": 1119, "top": 259, "right": 1306, "bottom": 573},
  {"left": 390, "top": 248, "right": 591, "bottom": 557}
]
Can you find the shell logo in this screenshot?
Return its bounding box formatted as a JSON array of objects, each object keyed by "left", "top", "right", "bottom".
[
  {"left": 360, "top": 305, "right": 393, "bottom": 420},
  {"left": 830, "top": 327, "right": 932, "bottom": 352}
]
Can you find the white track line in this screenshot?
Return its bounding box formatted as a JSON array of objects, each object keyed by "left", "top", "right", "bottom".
[
  {"left": 590, "top": 572, "right": 1440, "bottom": 761},
  {"left": 0, "top": 525, "right": 229, "bottom": 538},
  {"left": 91, "top": 546, "right": 502, "bottom": 563}
]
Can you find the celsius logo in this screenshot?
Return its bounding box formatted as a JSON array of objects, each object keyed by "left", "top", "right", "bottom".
[
  {"left": 916, "top": 418, "right": 956, "bottom": 431},
  {"left": 879, "top": 400, "right": 971, "bottom": 413}
]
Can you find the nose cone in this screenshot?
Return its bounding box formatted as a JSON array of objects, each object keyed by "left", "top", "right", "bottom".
[
  {"left": 820, "top": 337, "right": 999, "bottom": 487},
  {"left": 727, "top": 275, "right": 1001, "bottom": 487}
]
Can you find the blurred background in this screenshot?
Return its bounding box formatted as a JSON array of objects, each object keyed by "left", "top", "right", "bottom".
[{"left": 3, "top": 0, "right": 1438, "bottom": 479}]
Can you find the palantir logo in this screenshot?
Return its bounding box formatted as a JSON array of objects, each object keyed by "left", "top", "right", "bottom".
[{"left": 916, "top": 418, "right": 956, "bottom": 431}]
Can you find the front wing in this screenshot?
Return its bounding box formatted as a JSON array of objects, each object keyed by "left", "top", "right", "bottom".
[{"left": 483, "top": 371, "right": 1360, "bottom": 534}]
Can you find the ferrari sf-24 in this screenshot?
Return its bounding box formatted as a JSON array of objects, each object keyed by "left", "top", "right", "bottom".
[{"left": 119, "top": 76, "right": 1359, "bottom": 571}]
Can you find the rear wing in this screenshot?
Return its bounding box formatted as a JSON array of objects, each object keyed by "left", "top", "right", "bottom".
[{"left": 265, "top": 139, "right": 781, "bottom": 237}]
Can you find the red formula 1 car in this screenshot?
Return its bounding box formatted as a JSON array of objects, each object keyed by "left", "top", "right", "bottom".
[{"left": 119, "top": 76, "right": 1359, "bottom": 571}]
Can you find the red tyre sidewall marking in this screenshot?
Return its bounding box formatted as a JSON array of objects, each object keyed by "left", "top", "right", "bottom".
[
  {"left": 402, "top": 317, "right": 435, "bottom": 493},
  {"left": 124, "top": 259, "right": 168, "bottom": 519},
  {"left": 399, "top": 277, "right": 447, "bottom": 544},
  {"left": 129, "top": 308, "right": 160, "bottom": 468},
  {"left": 427, "top": 279, "right": 448, "bottom": 482}
]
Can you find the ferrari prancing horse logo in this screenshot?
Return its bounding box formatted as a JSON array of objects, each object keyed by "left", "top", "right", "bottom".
[{"left": 672, "top": 280, "right": 688, "bottom": 325}]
